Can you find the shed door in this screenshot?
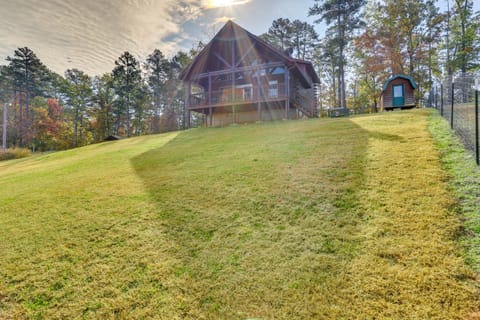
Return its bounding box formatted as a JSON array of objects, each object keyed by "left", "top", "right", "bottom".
[{"left": 392, "top": 84, "right": 405, "bottom": 107}]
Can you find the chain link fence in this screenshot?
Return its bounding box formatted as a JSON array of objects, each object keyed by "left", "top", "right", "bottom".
[{"left": 431, "top": 74, "right": 480, "bottom": 165}]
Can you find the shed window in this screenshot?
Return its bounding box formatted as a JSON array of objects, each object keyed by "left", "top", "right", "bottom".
[{"left": 393, "top": 85, "right": 403, "bottom": 97}]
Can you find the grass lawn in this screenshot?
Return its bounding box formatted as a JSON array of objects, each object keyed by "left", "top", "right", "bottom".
[{"left": 0, "top": 110, "right": 478, "bottom": 319}]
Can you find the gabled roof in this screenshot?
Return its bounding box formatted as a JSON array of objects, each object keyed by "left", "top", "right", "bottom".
[
  {"left": 180, "top": 20, "right": 320, "bottom": 86},
  {"left": 383, "top": 74, "right": 417, "bottom": 92}
]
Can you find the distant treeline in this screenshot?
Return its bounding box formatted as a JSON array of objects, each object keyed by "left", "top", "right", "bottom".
[{"left": 0, "top": 46, "right": 204, "bottom": 151}]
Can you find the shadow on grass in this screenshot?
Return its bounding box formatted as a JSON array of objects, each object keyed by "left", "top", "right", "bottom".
[
  {"left": 130, "top": 119, "right": 371, "bottom": 318},
  {"left": 367, "top": 130, "right": 405, "bottom": 142}
]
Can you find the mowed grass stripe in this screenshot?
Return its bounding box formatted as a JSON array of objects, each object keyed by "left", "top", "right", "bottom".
[
  {"left": 345, "top": 110, "right": 478, "bottom": 319},
  {"left": 130, "top": 119, "right": 369, "bottom": 319},
  {"left": 0, "top": 111, "right": 478, "bottom": 319}
]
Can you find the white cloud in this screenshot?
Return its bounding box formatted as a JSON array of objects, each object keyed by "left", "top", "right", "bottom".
[{"left": 0, "top": 0, "right": 207, "bottom": 75}]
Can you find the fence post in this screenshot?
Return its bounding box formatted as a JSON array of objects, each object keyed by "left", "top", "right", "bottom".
[
  {"left": 451, "top": 82, "right": 454, "bottom": 129},
  {"left": 440, "top": 83, "right": 444, "bottom": 116},
  {"left": 475, "top": 90, "right": 479, "bottom": 165}
]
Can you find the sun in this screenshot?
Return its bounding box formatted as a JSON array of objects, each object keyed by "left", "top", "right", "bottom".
[
  {"left": 209, "top": 0, "right": 234, "bottom": 7},
  {"left": 207, "top": 0, "right": 249, "bottom": 8}
]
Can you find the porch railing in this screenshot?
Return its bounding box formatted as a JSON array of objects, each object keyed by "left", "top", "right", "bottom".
[{"left": 189, "top": 85, "right": 287, "bottom": 107}]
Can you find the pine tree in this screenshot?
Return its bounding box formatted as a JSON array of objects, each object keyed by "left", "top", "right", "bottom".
[
  {"left": 310, "top": 0, "right": 366, "bottom": 111},
  {"left": 64, "top": 69, "right": 93, "bottom": 147},
  {"left": 112, "top": 52, "right": 142, "bottom": 137},
  {"left": 6, "top": 47, "right": 45, "bottom": 147},
  {"left": 145, "top": 49, "right": 170, "bottom": 133}
]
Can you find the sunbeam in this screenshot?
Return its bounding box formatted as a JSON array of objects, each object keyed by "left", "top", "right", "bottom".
[{"left": 206, "top": 0, "right": 250, "bottom": 9}]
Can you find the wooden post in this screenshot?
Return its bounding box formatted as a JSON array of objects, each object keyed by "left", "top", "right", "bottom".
[
  {"left": 2, "top": 102, "right": 6, "bottom": 152},
  {"left": 232, "top": 40, "right": 236, "bottom": 104},
  {"left": 209, "top": 107, "right": 213, "bottom": 127},
  {"left": 184, "top": 82, "right": 191, "bottom": 129},
  {"left": 208, "top": 74, "right": 212, "bottom": 106},
  {"left": 257, "top": 75, "right": 262, "bottom": 121},
  {"left": 285, "top": 67, "right": 290, "bottom": 119}
]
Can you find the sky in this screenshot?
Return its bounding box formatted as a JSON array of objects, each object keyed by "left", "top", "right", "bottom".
[
  {"left": 0, "top": 0, "right": 316, "bottom": 76},
  {"left": 0, "top": 0, "right": 477, "bottom": 77}
]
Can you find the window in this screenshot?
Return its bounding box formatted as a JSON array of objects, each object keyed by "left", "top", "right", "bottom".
[
  {"left": 236, "top": 84, "right": 253, "bottom": 101},
  {"left": 270, "top": 67, "right": 285, "bottom": 75},
  {"left": 269, "top": 81, "right": 278, "bottom": 98},
  {"left": 243, "top": 87, "right": 252, "bottom": 100},
  {"left": 393, "top": 84, "right": 403, "bottom": 97},
  {"left": 218, "top": 73, "right": 233, "bottom": 81}
]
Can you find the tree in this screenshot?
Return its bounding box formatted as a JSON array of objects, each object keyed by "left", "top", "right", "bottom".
[
  {"left": 262, "top": 19, "right": 318, "bottom": 60},
  {"left": 64, "top": 69, "right": 93, "bottom": 147},
  {"left": 262, "top": 18, "right": 293, "bottom": 51},
  {"left": 310, "top": 0, "right": 366, "bottom": 111},
  {"left": 354, "top": 0, "right": 444, "bottom": 107},
  {"left": 313, "top": 35, "right": 340, "bottom": 109},
  {"left": 447, "top": 0, "right": 479, "bottom": 101},
  {"left": 132, "top": 82, "right": 150, "bottom": 136},
  {"left": 145, "top": 49, "right": 170, "bottom": 133},
  {"left": 291, "top": 20, "right": 319, "bottom": 60},
  {"left": 30, "top": 97, "right": 66, "bottom": 151},
  {"left": 6, "top": 47, "right": 45, "bottom": 147},
  {"left": 92, "top": 74, "right": 115, "bottom": 141},
  {"left": 353, "top": 28, "right": 386, "bottom": 113},
  {"left": 112, "top": 52, "right": 142, "bottom": 137}
]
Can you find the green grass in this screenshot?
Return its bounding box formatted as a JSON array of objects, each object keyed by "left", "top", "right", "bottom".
[
  {"left": 0, "top": 110, "right": 478, "bottom": 319},
  {"left": 429, "top": 110, "right": 480, "bottom": 271}
]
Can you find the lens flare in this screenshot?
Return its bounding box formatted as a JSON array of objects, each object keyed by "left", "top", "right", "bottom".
[{"left": 207, "top": 0, "right": 249, "bottom": 8}]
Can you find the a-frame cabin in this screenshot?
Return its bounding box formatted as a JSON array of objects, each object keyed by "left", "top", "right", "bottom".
[{"left": 180, "top": 20, "right": 320, "bottom": 127}]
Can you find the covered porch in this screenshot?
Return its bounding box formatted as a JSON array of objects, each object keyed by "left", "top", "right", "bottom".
[{"left": 184, "top": 62, "right": 292, "bottom": 126}]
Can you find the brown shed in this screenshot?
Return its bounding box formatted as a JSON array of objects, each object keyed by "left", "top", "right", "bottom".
[{"left": 380, "top": 74, "right": 417, "bottom": 111}]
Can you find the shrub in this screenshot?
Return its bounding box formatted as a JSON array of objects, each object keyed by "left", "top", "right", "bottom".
[{"left": 0, "top": 148, "right": 32, "bottom": 161}]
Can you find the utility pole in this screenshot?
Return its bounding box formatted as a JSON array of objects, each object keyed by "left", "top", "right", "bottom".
[{"left": 2, "top": 102, "right": 6, "bottom": 152}]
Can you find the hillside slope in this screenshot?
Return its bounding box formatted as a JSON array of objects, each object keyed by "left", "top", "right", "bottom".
[{"left": 0, "top": 110, "right": 478, "bottom": 319}]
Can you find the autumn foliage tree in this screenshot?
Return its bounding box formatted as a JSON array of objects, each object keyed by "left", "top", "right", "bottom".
[{"left": 30, "top": 98, "right": 71, "bottom": 151}]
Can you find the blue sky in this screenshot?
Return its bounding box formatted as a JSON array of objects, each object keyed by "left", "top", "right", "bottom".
[{"left": 0, "top": 0, "right": 476, "bottom": 76}]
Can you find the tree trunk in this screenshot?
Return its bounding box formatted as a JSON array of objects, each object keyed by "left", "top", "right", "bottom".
[
  {"left": 24, "top": 60, "right": 31, "bottom": 148},
  {"left": 74, "top": 105, "right": 79, "bottom": 147},
  {"left": 331, "top": 65, "right": 337, "bottom": 108},
  {"left": 126, "top": 93, "right": 130, "bottom": 137},
  {"left": 460, "top": 1, "right": 467, "bottom": 103},
  {"left": 19, "top": 92, "right": 23, "bottom": 147}
]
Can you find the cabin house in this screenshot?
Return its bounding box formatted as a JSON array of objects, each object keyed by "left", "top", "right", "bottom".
[
  {"left": 380, "top": 74, "right": 417, "bottom": 111},
  {"left": 180, "top": 21, "right": 320, "bottom": 127}
]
